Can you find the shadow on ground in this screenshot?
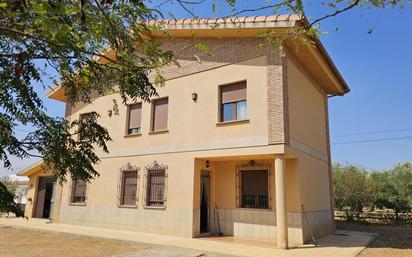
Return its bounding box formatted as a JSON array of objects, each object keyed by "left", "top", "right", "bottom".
[{"left": 336, "top": 221, "right": 412, "bottom": 257}]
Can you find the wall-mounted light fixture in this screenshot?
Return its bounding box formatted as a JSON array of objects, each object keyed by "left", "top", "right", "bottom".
[
  {"left": 192, "top": 92, "right": 198, "bottom": 102},
  {"left": 108, "top": 110, "right": 113, "bottom": 117},
  {"left": 206, "top": 160, "right": 210, "bottom": 168}
]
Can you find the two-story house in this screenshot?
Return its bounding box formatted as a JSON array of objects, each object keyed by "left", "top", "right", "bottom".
[{"left": 19, "top": 15, "right": 349, "bottom": 248}]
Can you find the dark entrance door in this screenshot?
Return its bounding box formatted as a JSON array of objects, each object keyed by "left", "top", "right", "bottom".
[
  {"left": 200, "top": 171, "right": 210, "bottom": 234},
  {"left": 34, "top": 176, "right": 56, "bottom": 219}
]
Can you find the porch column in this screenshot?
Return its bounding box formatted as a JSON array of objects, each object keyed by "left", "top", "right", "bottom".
[{"left": 275, "top": 155, "right": 288, "bottom": 249}]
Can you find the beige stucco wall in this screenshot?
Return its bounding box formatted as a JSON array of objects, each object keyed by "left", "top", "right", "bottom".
[
  {"left": 285, "top": 56, "right": 334, "bottom": 242},
  {"left": 287, "top": 57, "right": 328, "bottom": 158},
  {"left": 59, "top": 152, "right": 198, "bottom": 237},
  {"left": 69, "top": 55, "right": 269, "bottom": 159},
  {"left": 49, "top": 37, "right": 337, "bottom": 245}
]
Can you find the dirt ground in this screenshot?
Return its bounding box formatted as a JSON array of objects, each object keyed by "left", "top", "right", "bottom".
[
  {"left": 2, "top": 222, "right": 411, "bottom": 257},
  {"left": 0, "top": 226, "right": 146, "bottom": 257},
  {"left": 0, "top": 225, "right": 223, "bottom": 257},
  {"left": 336, "top": 221, "right": 412, "bottom": 257}
]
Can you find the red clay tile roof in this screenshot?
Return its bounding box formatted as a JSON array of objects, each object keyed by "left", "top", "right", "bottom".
[{"left": 148, "top": 14, "right": 303, "bottom": 26}]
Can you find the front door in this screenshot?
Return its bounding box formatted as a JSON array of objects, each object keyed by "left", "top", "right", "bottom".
[
  {"left": 34, "top": 176, "right": 56, "bottom": 219},
  {"left": 200, "top": 171, "right": 211, "bottom": 234}
]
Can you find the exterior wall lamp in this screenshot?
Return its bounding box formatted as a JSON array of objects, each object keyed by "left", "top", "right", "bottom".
[
  {"left": 206, "top": 160, "right": 210, "bottom": 168},
  {"left": 192, "top": 92, "right": 198, "bottom": 102}
]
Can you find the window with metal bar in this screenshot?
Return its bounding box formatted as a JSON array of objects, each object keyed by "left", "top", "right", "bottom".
[
  {"left": 220, "top": 81, "right": 247, "bottom": 122},
  {"left": 146, "top": 169, "right": 166, "bottom": 207},
  {"left": 240, "top": 170, "right": 268, "bottom": 209},
  {"left": 120, "top": 170, "right": 138, "bottom": 206},
  {"left": 71, "top": 180, "right": 87, "bottom": 204}
]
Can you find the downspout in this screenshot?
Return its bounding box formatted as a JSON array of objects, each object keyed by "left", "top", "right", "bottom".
[{"left": 325, "top": 94, "right": 335, "bottom": 232}]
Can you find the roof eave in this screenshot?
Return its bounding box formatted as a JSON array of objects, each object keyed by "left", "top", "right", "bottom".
[
  {"left": 47, "top": 14, "right": 349, "bottom": 101},
  {"left": 314, "top": 36, "right": 350, "bottom": 95},
  {"left": 17, "top": 161, "right": 44, "bottom": 177}
]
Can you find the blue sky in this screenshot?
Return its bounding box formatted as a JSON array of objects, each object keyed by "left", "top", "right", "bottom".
[{"left": 2, "top": 1, "right": 411, "bottom": 176}]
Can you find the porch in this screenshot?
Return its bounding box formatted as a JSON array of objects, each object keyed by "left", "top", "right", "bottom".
[
  {"left": 193, "top": 153, "right": 334, "bottom": 248},
  {"left": 17, "top": 162, "right": 62, "bottom": 221}
]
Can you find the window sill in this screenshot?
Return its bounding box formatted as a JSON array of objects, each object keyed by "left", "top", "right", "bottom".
[
  {"left": 118, "top": 205, "right": 138, "bottom": 209},
  {"left": 124, "top": 133, "right": 142, "bottom": 138},
  {"left": 216, "top": 119, "right": 250, "bottom": 126},
  {"left": 236, "top": 207, "right": 271, "bottom": 211},
  {"left": 69, "top": 203, "right": 87, "bottom": 206},
  {"left": 143, "top": 205, "right": 166, "bottom": 210},
  {"left": 148, "top": 130, "right": 169, "bottom": 135}
]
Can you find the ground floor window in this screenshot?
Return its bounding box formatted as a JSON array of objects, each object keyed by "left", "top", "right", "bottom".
[
  {"left": 120, "top": 170, "right": 138, "bottom": 206},
  {"left": 240, "top": 169, "right": 269, "bottom": 209},
  {"left": 71, "top": 180, "right": 87, "bottom": 204},
  {"left": 145, "top": 161, "right": 168, "bottom": 208},
  {"left": 146, "top": 169, "right": 166, "bottom": 207}
]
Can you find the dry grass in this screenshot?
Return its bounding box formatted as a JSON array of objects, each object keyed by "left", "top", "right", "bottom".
[
  {"left": 0, "top": 226, "right": 145, "bottom": 257},
  {"left": 336, "top": 221, "right": 412, "bottom": 257}
]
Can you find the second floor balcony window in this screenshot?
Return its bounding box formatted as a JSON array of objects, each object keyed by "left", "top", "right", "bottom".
[
  {"left": 220, "top": 81, "right": 247, "bottom": 122},
  {"left": 127, "top": 103, "right": 142, "bottom": 135}
]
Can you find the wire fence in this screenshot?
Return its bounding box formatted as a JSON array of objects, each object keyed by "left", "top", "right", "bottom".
[{"left": 335, "top": 210, "right": 412, "bottom": 225}]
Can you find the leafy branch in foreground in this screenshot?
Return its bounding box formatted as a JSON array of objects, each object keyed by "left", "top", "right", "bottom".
[{"left": 0, "top": 0, "right": 173, "bottom": 181}]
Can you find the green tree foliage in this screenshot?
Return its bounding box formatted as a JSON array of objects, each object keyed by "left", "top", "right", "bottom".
[
  {"left": 333, "top": 162, "right": 412, "bottom": 221},
  {"left": 332, "top": 163, "right": 372, "bottom": 218},
  {"left": 0, "top": 0, "right": 173, "bottom": 183},
  {"left": 0, "top": 176, "right": 17, "bottom": 195},
  {"left": 0, "top": 180, "right": 23, "bottom": 217},
  {"left": 369, "top": 163, "right": 412, "bottom": 219}
]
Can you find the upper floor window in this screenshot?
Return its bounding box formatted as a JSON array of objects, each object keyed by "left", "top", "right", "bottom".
[
  {"left": 151, "top": 98, "right": 168, "bottom": 132},
  {"left": 220, "top": 81, "right": 247, "bottom": 122},
  {"left": 71, "top": 180, "right": 87, "bottom": 204},
  {"left": 127, "top": 103, "right": 142, "bottom": 135},
  {"left": 79, "top": 113, "right": 93, "bottom": 140}
]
